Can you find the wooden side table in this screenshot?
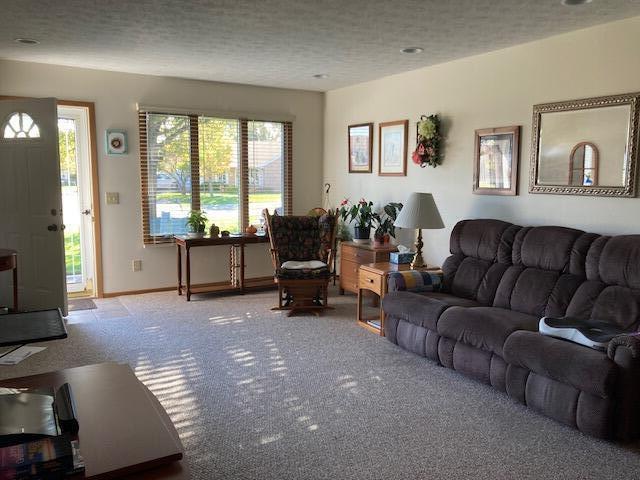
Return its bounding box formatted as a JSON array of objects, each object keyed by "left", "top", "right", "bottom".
[
  {"left": 339, "top": 241, "right": 397, "bottom": 295},
  {"left": 357, "top": 262, "right": 442, "bottom": 336},
  {"left": 0, "top": 248, "right": 18, "bottom": 312}
]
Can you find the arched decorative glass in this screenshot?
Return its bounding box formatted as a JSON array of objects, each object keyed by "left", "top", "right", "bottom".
[{"left": 2, "top": 112, "right": 41, "bottom": 139}]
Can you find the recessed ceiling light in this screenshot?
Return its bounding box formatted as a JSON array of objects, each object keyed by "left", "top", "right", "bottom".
[
  {"left": 561, "top": 0, "right": 592, "bottom": 5},
  {"left": 313, "top": 74, "right": 329, "bottom": 79},
  {"left": 401, "top": 47, "right": 424, "bottom": 54},
  {"left": 14, "top": 38, "right": 40, "bottom": 45}
]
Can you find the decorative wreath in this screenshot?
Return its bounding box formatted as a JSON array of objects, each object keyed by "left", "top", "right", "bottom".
[{"left": 412, "top": 114, "right": 443, "bottom": 168}]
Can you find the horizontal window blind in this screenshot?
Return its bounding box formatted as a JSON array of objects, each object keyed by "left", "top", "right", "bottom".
[{"left": 139, "top": 108, "right": 292, "bottom": 245}]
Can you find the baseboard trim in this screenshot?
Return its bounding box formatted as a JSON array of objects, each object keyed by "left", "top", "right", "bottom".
[{"left": 103, "top": 276, "right": 276, "bottom": 298}]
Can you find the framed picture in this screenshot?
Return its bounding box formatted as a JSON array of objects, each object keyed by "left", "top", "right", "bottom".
[
  {"left": 379, "top": 120, "right": 408, "bottom": 176},
  {"left": 106, "top": 129, "right": 128, "bottom": 155},
  {"left": 348, "top": 123, "right": 373, "bottom": 173},
  {"left": 473, "top": 126, "right": 520, "bottom": 196}
]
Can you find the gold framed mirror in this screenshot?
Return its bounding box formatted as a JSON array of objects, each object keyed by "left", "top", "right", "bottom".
[{"left": 529, "top": 92, "right": 640, "bottom": 197}]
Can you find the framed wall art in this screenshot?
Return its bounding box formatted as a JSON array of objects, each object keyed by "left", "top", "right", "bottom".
[
  {"left": 106, "top": 129, "right": 128, "bottom": 155},
  {"left": 379, "top": 120, "right": 408, "bottom": 176},
  {"left": 473, "top": 125, "right": 520, "bottom": 196},
  {"left": 348, "top": 123, "right": 373, "bottom": 173}
]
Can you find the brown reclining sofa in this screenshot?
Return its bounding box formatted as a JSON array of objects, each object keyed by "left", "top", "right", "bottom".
[{"left": 382, "top": 218, "right": 640, "bottom": 440}]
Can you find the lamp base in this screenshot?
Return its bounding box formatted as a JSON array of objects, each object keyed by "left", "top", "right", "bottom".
[{"left": 410, "top": 228, "right": 425, "bottom": 270}]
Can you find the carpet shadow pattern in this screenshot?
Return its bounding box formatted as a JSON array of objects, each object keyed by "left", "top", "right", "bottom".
[{"left": 2, "top": 288, "right": 640, "bottom": 479}]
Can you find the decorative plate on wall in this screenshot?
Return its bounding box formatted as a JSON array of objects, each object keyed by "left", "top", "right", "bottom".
[{"left": 106, "top": 129, "right": 127, "bottom": 154}]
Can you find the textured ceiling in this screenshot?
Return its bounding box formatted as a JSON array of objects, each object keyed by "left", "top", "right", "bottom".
[{"left": 1, "top": 0, "right": 639, "bottom": 92}]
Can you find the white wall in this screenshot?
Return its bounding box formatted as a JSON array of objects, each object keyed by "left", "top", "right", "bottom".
[
  {"left": 323, "top": 16, "right": 640, "bottom": 267},
  {"left": 0, "top": 60, "right": 324, "bottom": 294}
]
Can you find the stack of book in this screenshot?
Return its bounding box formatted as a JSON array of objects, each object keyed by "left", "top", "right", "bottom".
[{"left": 0, "top": 434, "right": 84, "bottom": 479}]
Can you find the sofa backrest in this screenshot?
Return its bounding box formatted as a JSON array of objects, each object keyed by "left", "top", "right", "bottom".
[
  {"left": 442, "top": 219, "right": 520, "bottom": 305},
  {"left": 443, "top": 220, "right": 640, "bottom": 330},
  {"left": 493, "top": 226, "right": 588, "bottom": 317},
  {"left": 565, "top": 235, "right": 640, "bottom": 330}
]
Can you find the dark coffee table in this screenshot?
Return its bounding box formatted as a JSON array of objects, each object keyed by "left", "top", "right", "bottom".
[{"left": 0, "top": 362, "right": 188, "bottom": 479}]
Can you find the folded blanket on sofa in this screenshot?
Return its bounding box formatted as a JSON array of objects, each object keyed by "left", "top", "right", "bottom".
[{"left": 387, "top": 270, "right": 442, "bottom": 293}]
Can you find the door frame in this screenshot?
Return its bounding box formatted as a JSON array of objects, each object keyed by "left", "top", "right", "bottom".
[{"left": 0, "top": 96, "right": 104, "bottom": 297}]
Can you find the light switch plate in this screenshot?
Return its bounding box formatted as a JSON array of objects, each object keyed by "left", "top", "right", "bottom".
[
  {"left": 106, "top": 192, "right": 120, "bottom": 205},
  {"left": 132, "top": 260, "right": 142, "bottom": 272}
]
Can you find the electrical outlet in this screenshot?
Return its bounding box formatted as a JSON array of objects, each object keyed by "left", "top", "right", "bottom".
[
  {"left": 106, "top": 192, "right": 120, "bottom": 205},
  {"left": 132, "top": 260, "right": 142, "bottom": 272}
]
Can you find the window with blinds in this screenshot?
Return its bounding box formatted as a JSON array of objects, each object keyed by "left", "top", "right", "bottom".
[{"left": 139, "top": 110, "right": 292, "bottom": 244}]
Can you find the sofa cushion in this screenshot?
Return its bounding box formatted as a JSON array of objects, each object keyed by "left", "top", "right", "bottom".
[
  {"left": 437, "top": 306, "right": 538, "bottom": 357},
  {"left": 449, "top": 219, "right": 514, "bottom": 262},
  {"left": 504, "top": 331, "right": 617, "bottom": 399},
  {"left": 597, "top": 235, "right": 640, "bottom": 289},
  {"left": 420, "top": 292, "right": 480, "bottom": 308},
  {"left": 382, "top": 292, "right": 449, "bottom": 331},
  {"left": 514, "top": 226, "right": 584, "bottom": 272}
]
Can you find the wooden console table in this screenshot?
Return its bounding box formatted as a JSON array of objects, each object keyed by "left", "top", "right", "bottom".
[
  {"left": 175, "top": 234, "right": 273, "bottom": 301},
  {"left": 0, "top": 363, "right": 188, "bottom": 479},
  {"left": 0, "top": 248, "right": 18, "bottom": 311}
]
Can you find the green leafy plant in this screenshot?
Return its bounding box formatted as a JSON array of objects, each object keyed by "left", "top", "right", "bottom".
[
  {"left": 373, "top": 202, "right": 403, "bottom": 240},
  {"left": 186, "top": 210, "right": 208, "bottom": 233},
  {"left": 336, "top": 220, "right": 353, "bottom": 242},
  {"left": 338, "top": 198, "right": 375, "bottom": 229}
]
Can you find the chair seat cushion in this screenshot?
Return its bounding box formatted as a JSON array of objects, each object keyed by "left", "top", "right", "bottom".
[
  {"left": 382, "top": 291, "right": 449, "bottom": 331},
  {"left": 504, "top": 330, "right": 617, "bottom": 398},
  {"left": 281, "top": 260, "right": 327, "bottom": 270},
  {"left": 437, "top": 307, "right": 539, "bottom": 357},
  {"left": 276, "top": 265, "right": 330, "bottom": 279}
]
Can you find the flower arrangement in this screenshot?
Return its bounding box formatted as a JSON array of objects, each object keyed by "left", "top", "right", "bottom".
[{"left": 412, "top": 114, "right": 443, "bottom": 168}]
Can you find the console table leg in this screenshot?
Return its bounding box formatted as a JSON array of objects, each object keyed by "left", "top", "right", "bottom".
[
  {"left": 177, "top": 244, "right": 182, "bottom": 296},
  {"left": 240, "top": 243, "right": 245, "bottom": 294},
  {"left": 12, "top": 266, "right": 18, "bottom": 312},
  {"left": 185, "top": 246, "right": 191, "bottom": 301}
]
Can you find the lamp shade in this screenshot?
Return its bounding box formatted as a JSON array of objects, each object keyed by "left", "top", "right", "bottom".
[{"left": 394, "top": 192, "right": 444, "bottom": 229}]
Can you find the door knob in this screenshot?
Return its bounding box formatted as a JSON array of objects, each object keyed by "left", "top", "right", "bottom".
[
  {"left": 81, "top": 209, "right": 91, "bottom": 215},
  {"left": 47, "top": 224, "right": 58, "bottom": 231}
]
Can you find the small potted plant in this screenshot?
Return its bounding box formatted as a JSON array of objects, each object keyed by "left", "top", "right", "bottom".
[
  {"left": 373, "top": 202, "right": 403, "bottom": 247},
  {"left": 338, "top": 198, "right": 375, "bottom": 243},
  {"left": 186, "top": 210, "right": 208, "bottom": 237}
]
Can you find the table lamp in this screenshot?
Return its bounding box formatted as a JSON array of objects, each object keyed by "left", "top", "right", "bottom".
[{"left": 394, "top": 192, "right": 444, "bottom": 269}]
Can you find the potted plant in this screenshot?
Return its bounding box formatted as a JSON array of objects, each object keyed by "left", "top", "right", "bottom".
[
  {"left": 338, "top": 198, "right": 375, "bottom": 243},
  {"left": 186, "top": 210, "right": 208, "bottom": 237},
  {"left": 373, "top": 202, "right": 403, "bottom": 247}
]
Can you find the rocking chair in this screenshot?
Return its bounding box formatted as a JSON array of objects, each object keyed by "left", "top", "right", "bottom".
[{"left": 263, "top": 209, "right": 337, "bottom": 316}]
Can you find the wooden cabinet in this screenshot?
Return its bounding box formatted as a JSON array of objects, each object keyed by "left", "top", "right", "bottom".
[{"left": 339, "top": 242, "right": 397, "bottom": 295}]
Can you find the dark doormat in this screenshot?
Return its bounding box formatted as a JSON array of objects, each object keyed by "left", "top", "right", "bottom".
[{"left": 68, "top": 298, "right": 97, "bottom": 311}]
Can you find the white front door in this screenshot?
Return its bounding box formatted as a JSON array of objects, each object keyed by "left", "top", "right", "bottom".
[{"left": 0, "top": 98, "right": 67, "bottom": 314}]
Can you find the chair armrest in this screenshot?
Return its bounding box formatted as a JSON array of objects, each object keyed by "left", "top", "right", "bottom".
[
  {"left": 387, "top": 271, "right": 442, "bottom": 293},
  {"left": 608, "top": 333, "right": 640, "bottom": 362}
]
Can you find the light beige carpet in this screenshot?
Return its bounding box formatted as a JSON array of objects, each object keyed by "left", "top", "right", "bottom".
[{"left": 1, "top": 287, "right": 640, "bottom": 479}]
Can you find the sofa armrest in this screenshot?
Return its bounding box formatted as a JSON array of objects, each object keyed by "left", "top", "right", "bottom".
[
  {"left": 607, "top": 333, "right": 640, "bottom": 361},
  {"left": 607, "top": 333, "right": 640, "bottom": 440},
  {"left": 387, "top": 271, "right": 442, "bottom": 293}
]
